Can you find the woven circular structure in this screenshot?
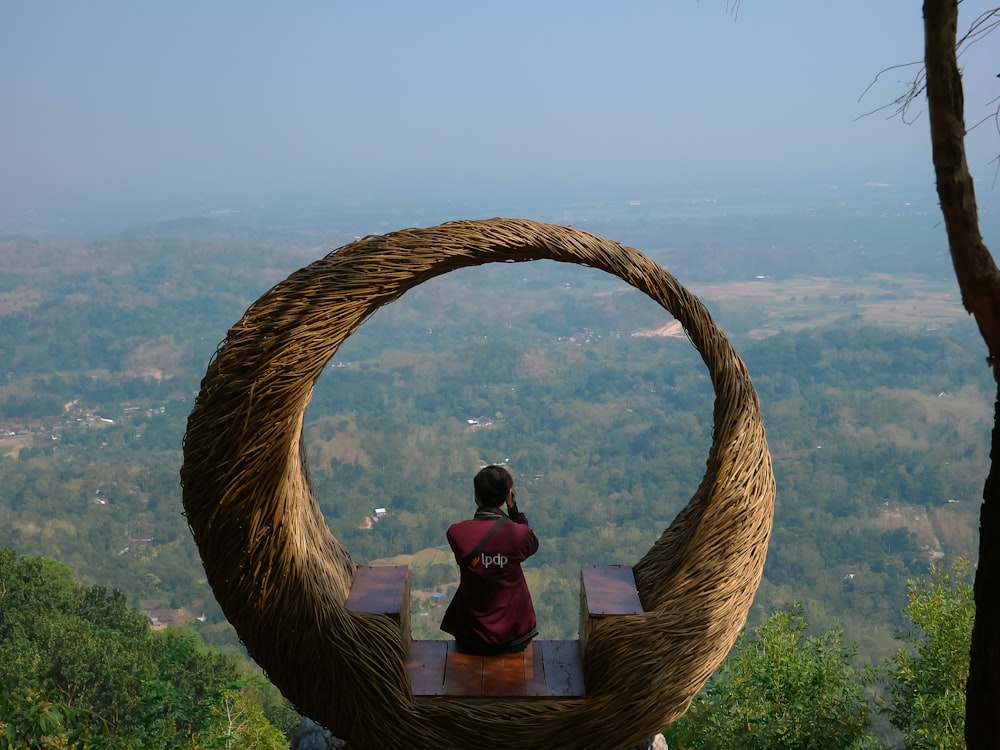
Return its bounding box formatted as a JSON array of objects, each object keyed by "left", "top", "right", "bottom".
[{"left": 181, "top": 218, "right": 775, "bottom": 749}]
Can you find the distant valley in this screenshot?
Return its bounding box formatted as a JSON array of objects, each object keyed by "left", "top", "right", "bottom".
[{"left": 0, "top": 192, "right": 990, "bottom": 661}]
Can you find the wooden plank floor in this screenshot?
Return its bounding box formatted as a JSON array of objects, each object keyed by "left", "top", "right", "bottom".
[{"left": 406, "top": 640, "right": 585, "bottom": 699}]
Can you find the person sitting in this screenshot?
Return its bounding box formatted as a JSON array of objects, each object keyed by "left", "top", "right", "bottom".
[{"left": 440, "top": 465, "right": 539, "bottom": 655}]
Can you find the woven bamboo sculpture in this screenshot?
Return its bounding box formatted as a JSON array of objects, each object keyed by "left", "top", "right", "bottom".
[{"left": 180, "top": 218, "right": 775, "bottom": 750}]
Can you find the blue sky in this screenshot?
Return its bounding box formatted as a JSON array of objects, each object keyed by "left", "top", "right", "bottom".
[{"left": 3, "top": 1, "right": 999, "bottom": 230}]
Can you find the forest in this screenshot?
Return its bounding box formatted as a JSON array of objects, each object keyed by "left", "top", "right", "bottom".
[
  {"left": 0, "top": 548, "right": 298, "bottom": 748},
  {"left": 0, "top": 204, "right": 989, "bottom": 746}
]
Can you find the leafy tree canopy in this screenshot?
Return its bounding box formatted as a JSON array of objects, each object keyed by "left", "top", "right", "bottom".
[
  {"left": 665, "top": 604, "right": 882, "bottom": 750},
  {"left": 881, "top": 558, "right": 974, "bottom": 750},
  {"left": 0, "top": 548, "right": 296, "bottom": 748}
]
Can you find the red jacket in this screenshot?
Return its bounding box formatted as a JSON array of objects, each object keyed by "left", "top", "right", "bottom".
[{"left": 440, "top": 507, "right": 539, "bottom": 651}]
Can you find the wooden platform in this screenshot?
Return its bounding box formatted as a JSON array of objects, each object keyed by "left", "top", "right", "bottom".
[
  {"left": 347, "top": 563, "right": 643, "bottom": 700},
  {"left": 407, "top": 640, "right": 585, "bottom": 699}
]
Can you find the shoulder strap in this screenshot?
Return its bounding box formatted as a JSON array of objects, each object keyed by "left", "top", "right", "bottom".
[{"left": 459, "top": 517, "right": 507, "bottom": 568}]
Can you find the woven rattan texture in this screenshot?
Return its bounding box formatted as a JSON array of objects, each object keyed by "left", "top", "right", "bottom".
[{"left": 180, "top": 218, "right": 775, "bottom": 750}]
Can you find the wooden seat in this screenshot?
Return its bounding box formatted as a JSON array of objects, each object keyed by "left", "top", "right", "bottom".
[
  {"left": 579, "top": 564, "right": 643, "bottom": 653},
  {"left": 345, "top": 565, "right": 412, "bottom": 650},
  {"left": 407, "top": 640, "right": 584, "bottom": 699},
  {"left": 346, "top": 563, "right": 643, "bottom": 699}
]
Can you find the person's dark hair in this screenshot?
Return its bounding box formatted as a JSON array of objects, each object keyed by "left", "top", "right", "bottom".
[{"left": 474, "top": 465, "right": 513, "bottom": 508}]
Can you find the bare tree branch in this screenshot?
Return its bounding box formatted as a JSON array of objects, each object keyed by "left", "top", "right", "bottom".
[
  {"left": 857, "top": 61, "right": 927, "bottom": 123},
  {"left": 859, "top": 7, "right": 1000, "bottom": 129}
]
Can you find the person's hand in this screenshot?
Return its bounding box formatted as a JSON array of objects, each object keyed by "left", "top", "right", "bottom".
[{"left": 506, "top": 489, "right": 516, "bottom": 509}]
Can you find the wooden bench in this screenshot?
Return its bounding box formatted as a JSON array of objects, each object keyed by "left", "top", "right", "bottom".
[
  {"left": 344, "top": 565, "right": 412, "bottom": 651},
  {"left": 345, "top": 563, "right": 642, "bottom": 699},
  {"left": 578, "top": 564, "right": 644, "bottom": 654},
  {"left": 406, "top": 639, "right": 584, "bottom": 699}
]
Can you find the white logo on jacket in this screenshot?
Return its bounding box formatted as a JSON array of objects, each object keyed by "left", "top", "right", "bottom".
[{"left": 480, "top": 553, "right": 508, "bottom": 568}]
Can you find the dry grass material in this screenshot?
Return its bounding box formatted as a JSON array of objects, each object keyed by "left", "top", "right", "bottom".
[{"left": 180, "top": 218, "right": 775, "bottom": 750}]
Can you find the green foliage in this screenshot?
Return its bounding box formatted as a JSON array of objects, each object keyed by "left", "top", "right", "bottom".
[
  {"left": 664, "top": 563, "right": 976, "bottom": 750},
  {"left": 0, "top": 679, "right": 89, "bottom": 750},
  {"left": 0, "top": 549, "right": 293, "bottom": 748},
  {"left": 881, "top": 558, "right": 974, "bottom": 750},
  {"left": 200, "top": 685, "right": 290, "bottom": 750},
  {"left": 665, "top": 605, "right": 882, "bottom": 750}
]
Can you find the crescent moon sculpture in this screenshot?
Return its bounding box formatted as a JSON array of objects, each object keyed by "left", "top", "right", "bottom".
[{"left": 180, "top": 218, "right": 775, "bottom": 749}]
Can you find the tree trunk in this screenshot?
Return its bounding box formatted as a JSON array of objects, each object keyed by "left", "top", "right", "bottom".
[{"left": 923, "top": 1, "right": 1000, "bottom": 746}]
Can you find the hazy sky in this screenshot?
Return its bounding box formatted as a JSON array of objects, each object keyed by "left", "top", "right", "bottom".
[{"left": 3, "top": 1, "right": 1000, "bottom": 229}]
